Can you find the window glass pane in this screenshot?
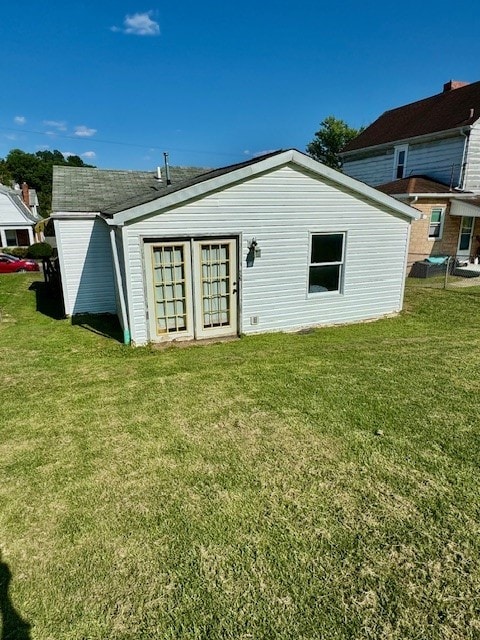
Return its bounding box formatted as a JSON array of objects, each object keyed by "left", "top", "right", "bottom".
[
  {"left": 430, "top": 210, "right": 442, "bottom": 224},
  {"left": 311, "top": 234, "right": 343, "bottom": 263},
  {"left": 309, "top": 265, "right": 340, "bottom": 292},
  {"left": 429, "top": 225, "right": 440, "bottom": 238},
  {"left": 5, "top": 230, "right": 17, "bottom": 246}
]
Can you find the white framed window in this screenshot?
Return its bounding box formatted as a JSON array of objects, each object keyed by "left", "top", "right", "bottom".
[
  {"left": 308, "top": 233, "right": 345, "bottom": 294},
  {"left": 393, "top": 144, "right": 408, "bottom": 179},
  {"left": 428, "top": 207, "right": 445, "bottom": 239}
]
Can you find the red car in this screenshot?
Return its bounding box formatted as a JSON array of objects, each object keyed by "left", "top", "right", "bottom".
[{"left": 0, "top": 253, "right": 40, "bottom": 273}]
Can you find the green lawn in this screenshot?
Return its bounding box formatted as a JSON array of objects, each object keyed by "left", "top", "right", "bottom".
[{"left": 1, "top": 274, "right": 479, "bottom": 639}]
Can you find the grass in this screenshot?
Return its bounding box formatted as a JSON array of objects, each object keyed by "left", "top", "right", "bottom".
[{"left": 1, "top": 275, "right": 480, "bottom": 639}]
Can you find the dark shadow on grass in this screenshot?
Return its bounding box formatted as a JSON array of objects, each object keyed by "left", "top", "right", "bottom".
[
  {"left": 28, "top": 281, "right": 65, "bottom": 320},
  {"left": 71, "top": 313, "right": 123, "bottom": 343},
  {"left": 0, "top": 552, "right": 31, "bottom": 640}
]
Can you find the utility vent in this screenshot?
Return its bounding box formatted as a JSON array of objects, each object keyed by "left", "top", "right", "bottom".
[{"left": 250, "top": 316, "right": 259, "bottom": 326}]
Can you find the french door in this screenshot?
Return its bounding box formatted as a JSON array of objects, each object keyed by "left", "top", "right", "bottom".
[{"left": 146, "top": 238, "right": 238, "bottom": 341}]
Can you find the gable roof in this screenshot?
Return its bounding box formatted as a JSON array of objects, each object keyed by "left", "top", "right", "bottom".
[
  {"left": 376, "top": 176, "right": 455, "bottom": 196},
  {"left": 343, "top": 80, "right": 480, "bottom": 153},
  {"left": 103, "top": 149, "right": 419, "bottom": 224},
  {"left": 102, "top": 150, "right": 286, "bottom": 215},
  {"left": 52, "top": 165, "right": 208, "bottom": 213},
  {"left": 0, "top": 185, "right": 41, "bottom": 223}
]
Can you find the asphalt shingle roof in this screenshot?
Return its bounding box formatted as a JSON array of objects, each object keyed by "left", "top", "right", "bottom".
[
  {"left": 343, "top": 80, "right": 480, "bottom": 152},
  {"left": 52, "top": 165, "right": 209, "bottom": 213},
  {"left": 375, "top": 176, "right": 455, "bottom": 195},
  {"left": 101, "top": 150, "right": 286, "bottom": 215}
]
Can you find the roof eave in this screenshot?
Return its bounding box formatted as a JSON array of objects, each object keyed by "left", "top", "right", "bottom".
[
  {"left": 109, "top": 149, "right": 419, "bottom": 224},
  {"left": 340, "top": 124, "right": 474, "bottom": 158}
]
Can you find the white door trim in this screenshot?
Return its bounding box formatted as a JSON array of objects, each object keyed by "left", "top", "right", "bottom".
[
  {"left": 145, "top": 237, "right": 238, "bottom": 342},
  {"left": 457, "top": 216, "right": 474, "bottom": 259}
]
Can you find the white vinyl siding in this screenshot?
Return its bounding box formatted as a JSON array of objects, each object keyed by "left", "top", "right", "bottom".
[
  {"left": 54, "top": 217, "right": 116, "bottom": 315},
  {"left": 344, "top": 135, "right": 466, "bottom": 187},
  {"left": 123, "top": 165, "right": 410, "bottom": 345},
  {"left": 464, "top": 123, "right": 480, "bottom": 191},
  {"left": 0, "top": 192, "right": 31, "bottom": 224}
]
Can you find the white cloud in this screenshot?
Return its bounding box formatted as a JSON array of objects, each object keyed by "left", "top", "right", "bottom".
[
  {"left": 5, "top": 133, "right": 17, "bottom": 140},
  {"left": 82, "top": 151, "right": 96, "bottom": 159},
  {"left": 43, "top": 120, "right": 67, "bottom": 131},
  {"left": 14, "top": 116, "right": 26, "bottom": 125},
  {"left": 61, "top": 151, "right": 75, "bottom": 158},
  {"left": 112, "top": 11, "right": 160, "bottom": 36},
  {"left": 74, "top": 125, "right": 97, "bottom": 138}
]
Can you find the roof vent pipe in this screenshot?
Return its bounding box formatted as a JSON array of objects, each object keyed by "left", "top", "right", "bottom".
[{"left": 163, "top": 152, "right": 171, "bottom": 186}]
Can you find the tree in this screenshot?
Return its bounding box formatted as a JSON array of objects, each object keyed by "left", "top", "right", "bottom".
[
  {"left": 2, "top": 149, "right": 94, "bottom": 216},
  {"left": 306, "top": 116, "right": 363, "bottom": 170}
]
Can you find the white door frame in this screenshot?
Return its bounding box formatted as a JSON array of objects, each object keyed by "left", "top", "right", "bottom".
[
  {"left": 193, "top": 238, "right": 238, "bottom": 339},
  {"left": 457, "top": 216, "right": 475, "bottom": 260},
  {"left": 145, "top": 237, "right": 239, "bottom": 342},
  {"left": 145, "top": 240, "right": 194, "bottom": 341}
]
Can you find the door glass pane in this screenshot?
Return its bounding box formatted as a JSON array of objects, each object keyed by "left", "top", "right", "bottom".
[
  {"left": 459, "top": 217, "right": 474, "bottom": 251},
  {"left": 200, "top": 243, "right": 230, "bottom": 328},
  {"left": 152, "top": 245, "right": 188, "bottom": 334}
]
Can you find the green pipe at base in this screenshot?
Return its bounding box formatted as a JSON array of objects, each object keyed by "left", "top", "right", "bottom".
[{"left": 123, "top": 329, "right": 131, "bottom": 345}]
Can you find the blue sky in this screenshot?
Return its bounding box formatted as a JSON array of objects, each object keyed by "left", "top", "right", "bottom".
[{"left": 2, "top": 0, "right": 480, "bottom": 170}]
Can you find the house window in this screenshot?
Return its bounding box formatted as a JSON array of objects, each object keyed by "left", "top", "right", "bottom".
[
  {"left": 308, "top": 233, "right": 345, "bottom": 293},
  {"left": 393, "top": 145, "right": 408, "bottom": 179},
  {"left": 4, "top": 229, "right": 30, "bottom": 246},
  {"left": 428, "top": 208, "right": 445, "bottom": 239}
]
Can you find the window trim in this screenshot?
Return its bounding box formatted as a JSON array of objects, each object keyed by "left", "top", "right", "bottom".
[
  {"left": 428, "top": 207, "right": 445, "bottom": 240},
  {"left": 308, "top": 232, "right": 346, "bottom": 295},
  {"left": 393, "top": 144, "right": 408, "bottom": 180}
]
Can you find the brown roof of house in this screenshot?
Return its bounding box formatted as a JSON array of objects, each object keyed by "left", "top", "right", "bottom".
[
  {"left": 343, "top": 80, "right": 480, "bottom": 152},
  {"left": 376, "top": 176, "right": 454, "bottom": 195}
]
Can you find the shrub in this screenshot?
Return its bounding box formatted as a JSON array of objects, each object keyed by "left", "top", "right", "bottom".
[
  {"left": 1, "top": 247, "right": 29, "bottom": 258},
  {"left": 27, "top": 242, "right": 53, "bottom": 259}
]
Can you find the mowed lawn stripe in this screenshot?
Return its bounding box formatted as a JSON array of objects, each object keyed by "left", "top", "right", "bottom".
[{"left": 1, "top": 274, "right": 479, "bottom": 639}]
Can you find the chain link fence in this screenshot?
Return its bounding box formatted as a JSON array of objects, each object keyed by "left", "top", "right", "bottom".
[{"left": 407, "top": 253, "right": 480, "bottom": 290}]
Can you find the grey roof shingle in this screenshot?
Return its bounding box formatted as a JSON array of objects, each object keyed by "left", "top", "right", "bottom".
[
  {"left": 52, "top": 165, "right": 209, "bottom": 213},
  {"left": 101, "top": 150, "right": 286, "bottom": 215}
]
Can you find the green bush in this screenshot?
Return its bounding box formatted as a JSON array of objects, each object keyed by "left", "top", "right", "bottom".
[
  {"left": 1, "top": 247, "right": 29, "bottom": 258},
  {"left": 27, "top": 242, "right": 53, "bottom": 259}
]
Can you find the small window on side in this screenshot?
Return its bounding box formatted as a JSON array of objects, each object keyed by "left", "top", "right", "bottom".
[
  {"left": 309, "top": 233, "right": 345, "bottom": 294},
  {"left": 429, "top": 208, "right": 444, "bottom": 239},
  {"left": 393, "top": 145, "right": 408, "bottom": 180}
]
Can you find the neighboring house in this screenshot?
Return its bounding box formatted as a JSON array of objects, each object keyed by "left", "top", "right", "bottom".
[
  {"left": 340, "top": 80, "right": 480, "bottom": 267},
  {"left": 52, "top": 149, "right": 418, "bottom": 346},
  {"left": 0, "top": 183, "right": 41, "bottom": 247}
]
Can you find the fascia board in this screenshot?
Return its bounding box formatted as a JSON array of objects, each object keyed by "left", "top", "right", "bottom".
[
  {"left": 50, "top": 211, "right": 100, "bottom": 219},
  {"left": 113, "top": 149, "right": 419, "bottom": 224},
  {"left": 113, "top": 151, "right": 297, "bottom": 224}
]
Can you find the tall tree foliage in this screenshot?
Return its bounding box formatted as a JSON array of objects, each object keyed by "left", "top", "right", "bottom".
[
  {"left": 306, "top": 116, "right": 363, "bottom": 170},
  {"left": 1, "top": 149, "right": 94, "bottom": 216}
]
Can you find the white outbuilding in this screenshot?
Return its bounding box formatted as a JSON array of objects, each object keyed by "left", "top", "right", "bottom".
[{"left": 52, "top": 149, "right": 419, "bottom": 345}]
